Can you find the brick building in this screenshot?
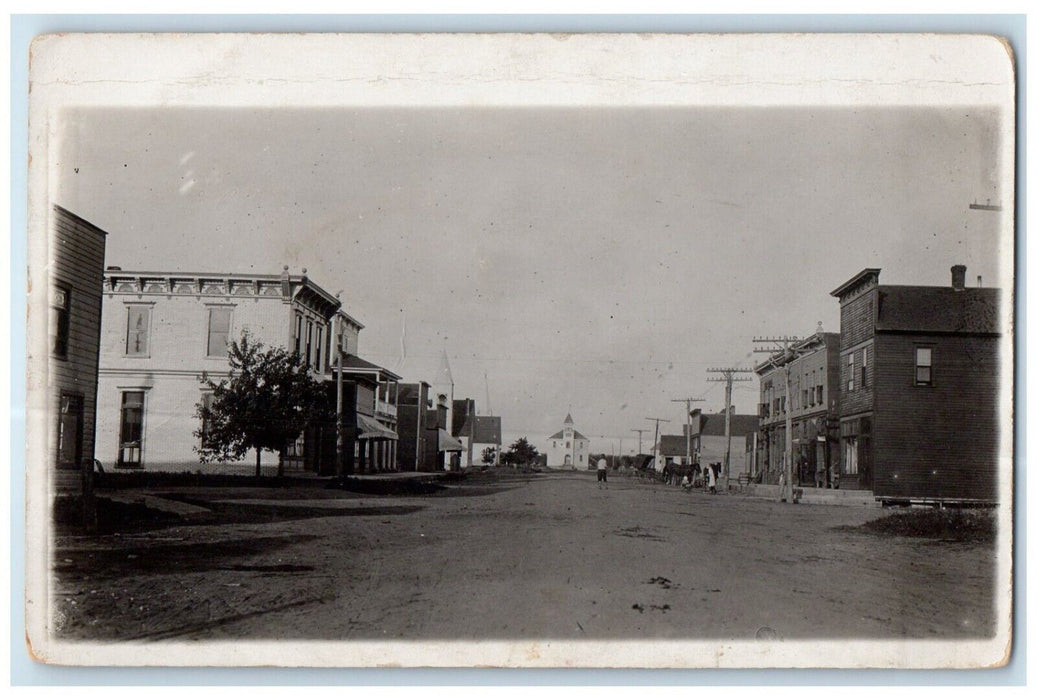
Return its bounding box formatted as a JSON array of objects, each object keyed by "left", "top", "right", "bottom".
[
  {"left": 754, "top": 329, "right": 841, "bottom": 487},
  {"left": 47, "top": 205, "right": 107, "bottom": 515},
  {"left": 830, "top": 266, "right": 1003, "bottom": 503},
  {"left": 96, "top": 266, "right": 372, "bottom": 474}
]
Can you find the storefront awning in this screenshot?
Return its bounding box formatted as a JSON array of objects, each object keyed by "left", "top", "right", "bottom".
[
  {"left": 438, "top": 429, "right": 464, "bottom": 452},
  {"left": 357, "top": 414, "right": 398, "bottom": 440}
]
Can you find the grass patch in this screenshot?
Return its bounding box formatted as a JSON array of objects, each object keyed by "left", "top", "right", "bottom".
[{"left": 849, "top": 507, "right": 996, "bottom": 543}]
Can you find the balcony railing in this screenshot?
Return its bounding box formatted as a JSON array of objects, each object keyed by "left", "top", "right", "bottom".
[{"left": 376, "top": 400, "right": 397, "bottom": 418}]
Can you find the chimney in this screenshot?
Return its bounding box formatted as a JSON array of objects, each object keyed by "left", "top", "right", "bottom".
[{"left": 951, "top": 264, "right": 967, "bottom": 291}]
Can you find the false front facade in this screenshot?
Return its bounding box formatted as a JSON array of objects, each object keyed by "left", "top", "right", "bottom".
[{"left": 830, "top": 266, "right": 1003, "bottom": 503}]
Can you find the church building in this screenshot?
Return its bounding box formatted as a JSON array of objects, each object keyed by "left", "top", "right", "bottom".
[{"left": 546, "top": 413, "right": 590, "bottom": 469}]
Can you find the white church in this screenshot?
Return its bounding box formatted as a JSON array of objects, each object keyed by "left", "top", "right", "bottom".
[{"left": 546, "top": 413, "right": 591, "bottom": 469}]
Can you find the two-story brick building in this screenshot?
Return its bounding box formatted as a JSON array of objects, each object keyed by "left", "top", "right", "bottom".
[
  {"left": 96, "top": 266, "right": 372, "bottom": 474},
  {"left": 47, "top": 205, "right": 107, "bottom": 520},
  {"left": 754, "top": 329, "right": 841, "bottom": 487},
  {"left": 830, "top": 266, "right": 1003, "bottom": 503}
]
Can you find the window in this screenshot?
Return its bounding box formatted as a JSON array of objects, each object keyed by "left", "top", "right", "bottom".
[
  {"left": 305, "top": 320, "right": 314, "bottom": 366},
  {"left": 57, "top": 393, "right": 83, "bottom": 468},
  {"left": 565, "top": 441, "right": 571, "bottom": 448},
  {"left": 51, "top": 285, "right": 71, "bottom": 358},
  {"left": 861, "top": 347, "right": 869, "bottom": 388},
  {"left": 125, "top": 306, "right": 151, "bottom": 356},
  {"left": 817, "top": 385, "right": 824, "bottom": 405},
  {"left": 843, "top": 437, "right": 859, "bottom": 475},
  {"left": 118, "top": 391, "right": 145, "bottom": 467},
  {"left": 207, "top": 307, "right": 233, "bottom": 357},
  {"left": 847, "top": 352, "right": 855, "bottom": 391},
  {"left": 781, "top": 396, "right": 786, "bottom": 413},
  {"left": 293, "top": 313, "right": 303, "bottom": 357},
  {"left": 802, "top": 389, "right": 809, "bottom": 408},
  {"left": 553, "top": 441, "right": 557, "bottom": 448},
  {"left": 199, "top": 392, "right": 214, "bottom": 447},
  {"left": 315, "top": 325, "right": 324, "bottom": 372},
  {"left": 915, "top": 347, "right": 933, "bottom": 386}
]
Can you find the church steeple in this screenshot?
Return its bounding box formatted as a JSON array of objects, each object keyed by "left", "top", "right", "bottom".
[{"left": 564, "top": 413, "right": 574, "bottom": 426}]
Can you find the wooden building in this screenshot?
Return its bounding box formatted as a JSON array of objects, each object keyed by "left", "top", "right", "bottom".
[
  {"left": 48, "top": 205, "right": 107, "bottom": 520},
  {"left": 546, "top": 413, "right": 590, "bottom": 469},
  {"left": 830, "top": 266, "right": 1003, "bottom": 503}
]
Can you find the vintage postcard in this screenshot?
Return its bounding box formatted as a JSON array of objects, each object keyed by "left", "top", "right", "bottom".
[{"left": 25, "top": 32, "right": 1015, "bottom": 668}]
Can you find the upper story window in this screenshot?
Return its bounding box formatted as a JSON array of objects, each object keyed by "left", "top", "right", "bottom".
[
  {"left": 305, "top": 320, "right": 314, "bottom": 366},
  {"left": 207, "top": 307, "right": 233, "bottom": 358},
  {"left": 51, "top": 285, "right": 71, "bottom": 358},
  {"left": 915, "top": 347, "right": 933, "bottom": 386},
  {"left": 293, "top": 312, "right": 303, "bottom": 358},
  {"left": 861, "top": 347, "right": 869, "bottom": 388},
  {"left": 315, "top": 324, "right": 324, "bottom": 372},
  {"left": 802, "top": 389, "right": 809, "bottom": 408},
  {"left": 125, "top": 305, "right": 151, "bottom": 356},
  {"left": 817, "top": 385, "right": 824, "bottom": 405},
  {"left": 847, "top": 352, "right": 855, "bottom": 391}
]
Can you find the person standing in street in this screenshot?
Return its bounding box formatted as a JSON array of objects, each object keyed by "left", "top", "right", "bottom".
[{"left": 597, "top": 456, "right": 608, "bottom": 488}]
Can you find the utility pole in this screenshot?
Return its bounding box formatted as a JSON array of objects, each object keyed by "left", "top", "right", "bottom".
[
  {"left": 752, "top": 336, "right": 811, "bottom": 503},
  {"left": 334, "top": 311, "right": 346, "bottom": 479},
  {"left": 645, "top": 417, "right": 671, "bottom": 473},
  {"left": 631, "top": 428, "right": 648, "bottom": 455},
  {"left": 671, "top": 397, "right": 705, "bottom": 468},
  {"left": 706, "top": 368, "right": 755, "bottom": 491}
]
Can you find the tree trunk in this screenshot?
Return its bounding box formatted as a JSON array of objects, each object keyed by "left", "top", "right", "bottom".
[
  {"left": 255, "top": 448, "right": 261, "bottom": 478},
  {"left": 277, "top": 448, "right": 285, "bottom": 479}
]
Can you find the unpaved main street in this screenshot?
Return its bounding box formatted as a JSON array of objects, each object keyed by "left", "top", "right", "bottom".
[{"left": 52, "top": 471, "right": 997, "bottom": 641}]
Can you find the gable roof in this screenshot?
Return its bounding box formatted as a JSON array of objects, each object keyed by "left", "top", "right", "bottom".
[
  {"left": 874, "top": 286, "right": 1001, "bottom": 335},
  {"left": 691, "top": 413, "right": 758, "bottom": 437},
  {"left": 658, "top": 434, "right": 692, "bottom": 456},
  {"left": 471, "top": 416, "right": 502, "bottom": 444},
  {"left": 547, "top": 428, "right": 589, "bottom": 441}
]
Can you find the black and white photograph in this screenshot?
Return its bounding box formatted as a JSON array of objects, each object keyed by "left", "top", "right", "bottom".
[{"left": 24, "top": 32, "right": 1015, "bottom": 668}]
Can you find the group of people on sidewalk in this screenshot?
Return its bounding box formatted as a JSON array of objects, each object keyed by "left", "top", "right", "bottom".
[{"left": 679, "top": 462, "right": 718, "bottom": 494}]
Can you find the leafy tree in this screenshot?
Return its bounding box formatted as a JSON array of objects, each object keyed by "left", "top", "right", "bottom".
[
  {"left": 502, "top": 437, "right": 540, "bottom": 467},
  {"left": 481, "top": 446, "right": 497, "bottom": 466},
  {"left": 195, "top": 331, "right": 331, "bottom": 477}
]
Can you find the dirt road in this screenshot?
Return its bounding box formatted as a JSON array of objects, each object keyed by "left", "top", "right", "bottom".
[{"left": 52, "top": 471, "right": 997, "bottom": 641}]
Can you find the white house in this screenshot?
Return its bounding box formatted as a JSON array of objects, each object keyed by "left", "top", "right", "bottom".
[{"left": 545, "top": 413, "right": 590, "bottom": 469}]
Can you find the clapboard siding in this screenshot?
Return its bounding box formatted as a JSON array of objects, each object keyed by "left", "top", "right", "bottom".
[
  {"left": 49, "top": 205, "right": 107, "bottom": 483},
  {"left": 872, "top": 333, "right": 1001, "bottom": 502},
  {"left": 838, "top": 289, "right": 877, "bottom": 418}
]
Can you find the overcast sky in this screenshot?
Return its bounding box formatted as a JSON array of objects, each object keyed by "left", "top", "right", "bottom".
[{"left": 54, "top": 106, "right": 1006, "bottom": 452}]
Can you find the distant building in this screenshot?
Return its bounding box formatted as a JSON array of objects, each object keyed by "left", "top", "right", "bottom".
[
  {"left": 48, "top": 205, "right": 107, "bottom": 520},
  {"left": 830, "top": 266, "right": 1003, "bottom": 503},
  {"left": 322, "top": 344, "right": 400, "bottom": 475},
  {"left": 546, "top": 413, "right": 590, "bottom": 469},
  {"left": 688, "top": 409, "right": 758, "bottom": 480},
  {"left": 452, "top": 398, "right": 502, "bottom": 468},
  {"left": 95, "top": 266, "right": 378, "bottom": 474},
  {"left": 656, "top": 434, "right": 695, "bottom": 465},
  {"left": 754, "top": 328, "right": 841, "bottom": 487},
  {"left": 397, "top": 382, "right": 464, "bottom": 471}
]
